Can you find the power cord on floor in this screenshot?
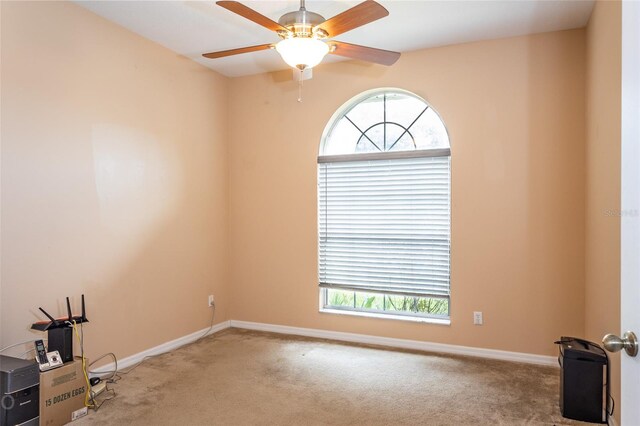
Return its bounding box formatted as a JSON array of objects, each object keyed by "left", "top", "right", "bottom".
[
  {"left": 91, "top": 384, "right": 117, "bottom": 412},
  {"left": 85, "top": 353, "right": 120, "bottom": 409},
  {"left": 68, "top": 320, "right": 117, "bottom": 412},
  {"left": 118, "top": 302, "right": 216, "bottom": 376},
  {"left": 87, "top": 303, "right": 216, "bottom": 385},
  {"left": 88, "top": 353, "right": 119, "bottom": 381},
  {"left": 73, "top": 320, "right": 95, "bottom": 409}
]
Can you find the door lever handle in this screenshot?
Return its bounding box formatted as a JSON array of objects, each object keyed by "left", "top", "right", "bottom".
[{"left": 602, "top": 331, "right": 638, "bottom": 357}]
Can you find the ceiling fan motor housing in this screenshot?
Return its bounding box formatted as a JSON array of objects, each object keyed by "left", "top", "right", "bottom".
[{"left": 277, "top": 9, "right": 327, "bottom": 38}]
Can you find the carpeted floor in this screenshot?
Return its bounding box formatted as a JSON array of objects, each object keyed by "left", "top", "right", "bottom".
[{"left": 75, "top": 328, "right": 589, "bottom": 425}]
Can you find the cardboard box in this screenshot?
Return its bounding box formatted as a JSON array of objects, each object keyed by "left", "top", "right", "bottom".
[{"left": 39, "top": 358, "right": 88, "bottom": 426}]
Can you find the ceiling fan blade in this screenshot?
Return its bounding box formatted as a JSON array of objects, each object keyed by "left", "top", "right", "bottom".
[
  {"left": 216, "top": 1, "right": 290, "bottom": 33},
  {"left": 329, "top": 41, "right": 400, "bottom": 66},
  {"left": 315, "top": 0, "right": 389, "bottom": 38},
  {"left": 202, "top": 43, "right": 273, "bottom": 59}
]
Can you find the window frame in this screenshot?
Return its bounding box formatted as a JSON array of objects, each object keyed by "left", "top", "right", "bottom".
[{"left": 317, "top": 88, "right": 451, "bottom": 323}]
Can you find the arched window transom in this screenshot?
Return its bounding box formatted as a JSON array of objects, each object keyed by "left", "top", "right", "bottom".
[{"left": 321, "top": 90, "right": 449, "bottom": 156}]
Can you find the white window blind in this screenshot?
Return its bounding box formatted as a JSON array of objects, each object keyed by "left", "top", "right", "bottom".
[{"left": 318, "top": 153, "right": 450, "bottom": 298}]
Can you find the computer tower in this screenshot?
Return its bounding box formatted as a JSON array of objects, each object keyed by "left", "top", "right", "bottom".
[
  {"left": 0, "top": 355, "right": 40, "bottom": 426},
  {"left": 48, "top": 327, "right": 74, "bottom": 363}
]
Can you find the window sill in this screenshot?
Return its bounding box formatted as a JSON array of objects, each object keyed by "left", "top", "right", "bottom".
[{"left": 319, "top": 308, "right": 451, "bottom": 325}]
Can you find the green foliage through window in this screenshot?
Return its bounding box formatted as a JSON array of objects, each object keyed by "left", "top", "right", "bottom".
[{"left": 325, "top": 289, "right": 449, "bottom": 318}]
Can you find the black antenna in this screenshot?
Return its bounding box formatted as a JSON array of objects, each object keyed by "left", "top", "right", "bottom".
[
  {"left": 39, "top": 307, "right": 60, "bottom": 326},
  {"left": 81, "top": 294, "right": 87, "bottom": 322},
  {"left": 66, "top": 297, "right": 73, "bottom": 321}
]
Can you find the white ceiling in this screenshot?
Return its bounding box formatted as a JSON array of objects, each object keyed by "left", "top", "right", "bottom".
[{"left": 76, "top": 0, "right": 595, "bottom": 77}]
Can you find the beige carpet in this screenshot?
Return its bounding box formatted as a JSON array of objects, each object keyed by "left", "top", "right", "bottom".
[{"left": 75, "top": 328, "right": 589, "bottom": 425}]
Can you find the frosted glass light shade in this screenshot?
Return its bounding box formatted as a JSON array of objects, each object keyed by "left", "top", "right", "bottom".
[{"left": 275, "top": 37, "right": 329, "bottom": 70}]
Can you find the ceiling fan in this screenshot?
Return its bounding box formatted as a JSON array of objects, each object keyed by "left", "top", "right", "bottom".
[{"left": 202, "top": 0, "right": 401, "bottom": 71}]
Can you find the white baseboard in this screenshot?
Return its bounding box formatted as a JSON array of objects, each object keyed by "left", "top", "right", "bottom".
[
  {"left": 90, "top": 320, "right": 231, "bottom": 375},
  {"left": 229, "top": 320, "right": 558, "bottom": 366},
  {"left": 91, "top": 318, "right": 556, "bottom": 376}
]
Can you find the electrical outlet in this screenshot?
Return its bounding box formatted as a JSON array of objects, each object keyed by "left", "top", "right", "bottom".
[
  {"left": 473, "top": 311, "right": 483, "bottom": 325},
  {"left": 208, "top": 295, "right": 215, "bottom": 308}
]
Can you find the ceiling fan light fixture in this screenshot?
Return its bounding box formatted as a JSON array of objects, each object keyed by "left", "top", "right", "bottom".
[{"left": 275, "top": 37, "right": 329, "bottom": 70}]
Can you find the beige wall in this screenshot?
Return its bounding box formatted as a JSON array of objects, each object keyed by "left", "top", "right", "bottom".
[
  {"left": 0, "top": 1, "right": 229, "bottom": 361},
  {"left": 585, "top": 0, "right": 622, "bottom": 420},
  {"left": 2, "top": 0, "right": 617, "bottom": 386},
  {"left": 228, "top": 30, "right": 587, "bottom": 356}
]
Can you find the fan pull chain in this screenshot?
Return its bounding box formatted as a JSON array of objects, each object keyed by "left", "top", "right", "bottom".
[{"left": 297, "top": 69, "right": 304, "bottom": 103}]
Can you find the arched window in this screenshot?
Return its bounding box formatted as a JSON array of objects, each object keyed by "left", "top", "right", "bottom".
[{"left": 318, "top": 89, "right": 451, "bottom": 321}]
